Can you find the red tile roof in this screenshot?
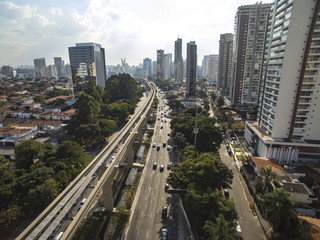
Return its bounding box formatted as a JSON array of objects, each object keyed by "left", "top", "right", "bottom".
[{"left": 251, "top": 157, "right": 287, "bottom": 174}]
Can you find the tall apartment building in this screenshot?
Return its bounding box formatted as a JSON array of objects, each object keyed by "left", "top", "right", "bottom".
[
  {"left": 231, "top": 3, "right": 271, "bottom": 107},
  {"left": 218, "top": 34, "right": 233, "bottom": 97},
  {"left": 157, "top": 49, "right": 165, "bottom": 80},
  {"left": 34, "top": 58, "right": 47, "bottom": 78},
  {"left": 164, "top": 53, "right": 172, "bottom": 79},
  {"left": 69, "top": 42, "right": 107, "bottom": 88},
  {"left": 143, "top": 58, "right": 152, "bottom": 77},
  {"left": 202, "top": 55, "right": 219, "bottom": 85},
  {"left": 54, "top": 57, "right": 64, "bottom": 78},
  {"left": 174, "top": 38, "right": 183, "bottom": 86},
  {"left": 1, "top": 65, "right": 14, "bottom": 78},
  {"left": 245, "top": 0, "right": 320, "bottom": 164},
  {"left": 202, "top": 55, "right": 210, "bottom": 78},
  {"left": 208, "top": 54, "right": 219, "bottom": 86},
  {"left": 186, "top": 41, "right": 197, "bottom": 97},
  {"left": 47, "top": 65, "right": 58, "bottom": 79}
]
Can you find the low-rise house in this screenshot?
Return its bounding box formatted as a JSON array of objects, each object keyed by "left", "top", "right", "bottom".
[
  {"left": 43, "top": 106, "right": 62, "bottom": 113},
  {"left": 251, "top": 157, "right": 287, "bottom": 175},
  {"left": 0, "top": 108, "right": 9, "bottom": 118},
  {"left": 275, "top": 175, "right": 316, "bottom": 205}
]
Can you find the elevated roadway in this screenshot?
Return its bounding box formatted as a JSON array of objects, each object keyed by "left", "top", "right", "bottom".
[{"left": 17, "top": 81, "right": 155, "bottom": 240}]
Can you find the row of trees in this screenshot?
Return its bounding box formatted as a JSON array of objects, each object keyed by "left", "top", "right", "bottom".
[
  {"left": 168, "top": 147, "right": 238, "bottom": 239},
  {"left": 166, "top": 91, "right": 239, "bottom": 239},
  {"left": 66, "top": 73, "right": 144, "bottom": 149},
  {"left": 0, "top": 139, "right": 93, "bottom": 234}
]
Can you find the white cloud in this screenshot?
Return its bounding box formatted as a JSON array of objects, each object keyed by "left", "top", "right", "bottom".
[{"left": 49, "top": 7, "right": 62, "bottom": 16}]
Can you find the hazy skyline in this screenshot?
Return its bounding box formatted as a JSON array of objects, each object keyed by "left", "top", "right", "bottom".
[{"left": 0, "top": 0, "right": 271, "bottom": 67}]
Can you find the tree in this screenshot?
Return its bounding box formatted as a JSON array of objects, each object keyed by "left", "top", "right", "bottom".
[
  {"left": 204, "top": 214, "right": 237, "bottom": 240},
  {"left": 84, "top": 80, "right": 104, "bottom": 103},
  {"left": 196, "top": 117, "right": 222, "bottom": 152},
  {"left": 173, "top": 132, "right": 187, "bottom": 151},
  {"left": 260, "top": 166, "right": 277, "bottom": 194},
  {"left": 75, "top": 92, "right": 100, "bottom": 124},
  {"left": 263, "top": 188, "right": 298, "bottom": 234},
  {"left": 217, "top": 96, "right": 225, "bottom": 109},
  {"left": 15, "top": 139, "right": 44, "bottom": 170}
]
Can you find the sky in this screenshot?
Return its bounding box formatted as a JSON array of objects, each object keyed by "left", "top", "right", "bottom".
[{"left": 0, "top": 0, "right": 272, "bottom": 67}]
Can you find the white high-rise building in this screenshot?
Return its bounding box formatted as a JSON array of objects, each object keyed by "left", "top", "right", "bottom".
[
  {"left": 245, "top": 0, "right": 320, "bottom": 164},
  {"left": 164, "top": 53, "right": 172, "bottom": 79},
  {"left": 231, "top": 3, "right": 271, "bottom": 107},
  {"left": 47, "top": 65, "right": 58, "bottom": 79}
]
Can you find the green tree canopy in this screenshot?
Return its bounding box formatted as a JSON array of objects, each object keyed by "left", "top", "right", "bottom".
[
  {"left": 75, "top": 92, "right": 101, "bottom": 124},
  {"left": 15, "top": 139, "right": 45, "bottom": 170},
  {"left": 263, "top": 188, "right": 298, "bottom": 235}
]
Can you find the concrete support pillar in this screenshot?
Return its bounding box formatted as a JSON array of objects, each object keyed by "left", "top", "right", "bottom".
[
  {"left": 102, "top": 174, "right": 114, "bottom": 213},
  {"left": 126, "top": 133, "right": 137, "bottom": 166}
]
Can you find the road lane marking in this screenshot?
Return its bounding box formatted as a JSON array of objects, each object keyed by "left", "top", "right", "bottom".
[{"left": 146, "top": 229, "right": 149, "bottom": 239}]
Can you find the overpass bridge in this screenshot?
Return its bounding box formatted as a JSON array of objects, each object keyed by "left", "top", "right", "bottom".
[{"left": 17, "top": 81, "right": 155, "bottom": 240}]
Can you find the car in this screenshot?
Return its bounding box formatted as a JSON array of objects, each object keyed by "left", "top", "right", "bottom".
[
  {"left": 110, "top": 156, "right": 115, "bottom": 163},
  {"left": 153, "top": 143, "right": 156, "bottom": 148},
  {"left": 162, "top": 205, "right": 168, "bottom": 218},
  {"left": 167, "top": 132, "right": 171, "bottom": 136},
  {"left": 235, "top": 221, "right": 242, "bottom": 238},
  {"left": 158, "top": 117, "right": 160, "bottom": 120},
  {"left": 165, "top": 183, "right": 169, "bottom": 191},
  {"left": 224, "top": 189, "right": 230, "bottom": 198},
  {"left": 161, "top": 120, "right": 163, "bottom": 122},
  {"left": 167, "top": 163, "right": 171, "bottom": 169},
  {"left": 157, "top": 145, "right": 160, "bottom": 150},
  {"left": 160, "top": 164, "right": 164, "bottom": 172},
  {"left": 161, "top": 227, "right": 168, "bottom": 240},
  {"left": 167, "top": 146, "right": 170, "bottom": 151},
  {"left": 163, "top": 142, "right": 166, "bottom": 147},
  {"left": 153, "top": 162, "right": 157, "bottom": 169},
  {"left": 164, "top": 120, "right": 167, "bottom": 123},
  {"left": 160, "top": 125, "right": 163, "bottom": 129}
]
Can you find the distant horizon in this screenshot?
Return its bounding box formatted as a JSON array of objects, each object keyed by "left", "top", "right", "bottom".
[{"left": 0, "top": 0, "right": 271, "bottom": 67}]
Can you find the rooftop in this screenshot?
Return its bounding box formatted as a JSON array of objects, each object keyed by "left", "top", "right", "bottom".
[
  {"left": 252, "top": 156, "right": 287, "bottom": 174},
  {"left": 275, "top": 175, "right": 311, "bottom": 194}
]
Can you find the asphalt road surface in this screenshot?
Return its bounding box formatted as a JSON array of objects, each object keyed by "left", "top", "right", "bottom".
[
  {"left": 126, "top": 94, "right": 190, "bottom": 240},
  {"left": 220, "top": 144, "right": 267, "bottom": 240}
]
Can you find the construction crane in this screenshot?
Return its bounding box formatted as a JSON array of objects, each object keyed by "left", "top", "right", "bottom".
[{"left": 121, "top": 58, "right": 128, "bottom": 73}]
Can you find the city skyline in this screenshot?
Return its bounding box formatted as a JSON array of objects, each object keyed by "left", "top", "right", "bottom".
[{"left": 0, "top": 0, "right": 271, "bottom": 67}]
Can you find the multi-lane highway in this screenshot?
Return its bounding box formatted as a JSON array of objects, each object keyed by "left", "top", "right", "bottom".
[
  {"left": 17, "top": 82, "right": 155, "bottom": 240},
  {"left": 126, "top": 92, "right": 191, "bottom": 240}
]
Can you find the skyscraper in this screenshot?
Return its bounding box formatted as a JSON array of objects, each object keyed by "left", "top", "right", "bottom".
[
  {"left": 245, "top": 0, "right": 320, "bottom": 164},
  {"left": 218, "top": 34, "right": 233, "bottom": 97},
  {"left": 157, "top": 49, "right": 165, "bottom": 80},
  {"left": 164, "top": 53, "right": 172, "bottom": 79},
  {"left": 69, "top": 42, "right": 107, "bottom": 88},
  {"left": 186, "top": 41, "right": 197, "bottom": 97},
  {"left": 143, "top": 58, "right": 152, "bottom": 77},
  {"left": 47, "top": 65, "right": 58, "bottom": 79},
  {"left": 208, "top": 55, "right": 219, "bottom": 86},
  {"left": 34, "top": 58, "right": 47, "bottom": 78},
  {"left": 201, "top": 55, "right": 210, "bottom": 78},
  {"left": 174, "top": 38, "right": 183, "bottom": 86},
  {"left": 54, "top": 57, "right": 64, "bottom": 78},
  {"left": 231, "top": 3, "right": 271, "bottom": 107}
]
